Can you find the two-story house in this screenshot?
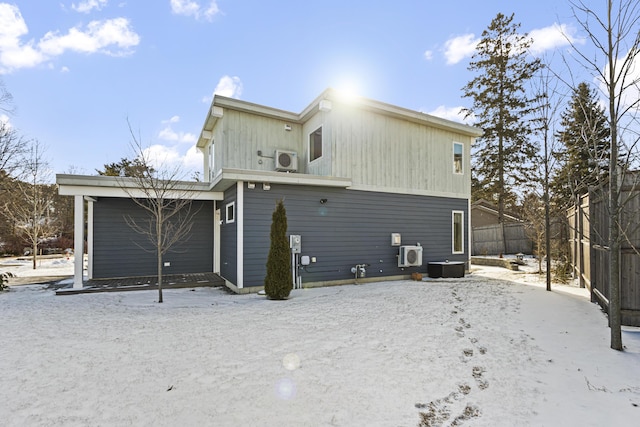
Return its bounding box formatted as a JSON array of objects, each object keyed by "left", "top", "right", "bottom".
[{"left": 57, "top": 88, "right": 482, "bottom": 292}]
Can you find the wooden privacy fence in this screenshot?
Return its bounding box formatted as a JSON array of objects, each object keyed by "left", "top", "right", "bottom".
[
  {"left": 567, "top": 194, "right": 592, "bottom": 290},
  {"left": 471, "top": 223, "right": 533, "bottom": 255},
  {"left": 568, "top": 179, "right": 640, "bottom": 326}
]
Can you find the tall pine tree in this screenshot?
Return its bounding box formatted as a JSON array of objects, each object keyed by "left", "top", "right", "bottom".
[
  {"left": 551, "top": 82, "right": 610, "bottom": 205},
  {"left": 462, "top": 13, "right": 542, "bottom": 222}
]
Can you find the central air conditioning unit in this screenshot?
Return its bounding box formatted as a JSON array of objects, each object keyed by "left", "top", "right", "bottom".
[
  {"left": 398, "top": 245, "right": 423, "bottom": 267},
  {"left": 275, "top": 149, "right": 298, "bottom": 172}
]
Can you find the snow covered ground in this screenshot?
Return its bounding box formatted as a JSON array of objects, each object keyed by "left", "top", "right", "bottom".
[
  {"left": 1, "top": 259, "right": 639, "bottom": 426},
  {"left": 0, "top": 255, "right": 75, "bottom": 284}
]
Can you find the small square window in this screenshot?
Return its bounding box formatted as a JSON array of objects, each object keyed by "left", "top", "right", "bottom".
[
  {"left": 453, "top": 142, "right": 463, "bottom": 174},
  {"left": 226, "top": 202, "right": 235, "bottom": 224},
  {"left": 310, "top": 127, "right": 322, "bottom": 162}
]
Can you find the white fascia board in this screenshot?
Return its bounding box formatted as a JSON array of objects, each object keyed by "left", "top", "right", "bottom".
[
  {"left": 210, "top": 168, "right": 352, "bottom": 191},
  {"left": 56, "top": 174, "right": 222, "bottom": 200},
  {"left": 58, "top": 185, "right": 222, "bottom": 200},
  {"left": 213, "top": 96, "right": 300, "bottom": 122},
  {"left": 303, "top": 87, "right": 483, "bottom": 138}
]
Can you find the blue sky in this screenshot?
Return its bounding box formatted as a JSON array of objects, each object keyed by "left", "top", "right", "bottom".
[{"left": 0, "top": 1, "right": 599, "bottom": 177}]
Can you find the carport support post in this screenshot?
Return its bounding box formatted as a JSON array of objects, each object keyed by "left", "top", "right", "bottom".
[{"left": 73, "top": 195, "right": 84, "bottom": 289}]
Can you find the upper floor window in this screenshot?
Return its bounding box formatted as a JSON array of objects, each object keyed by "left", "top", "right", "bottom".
[
  {"left": 310, "top": 127, "right": 323, "bottom": 162},
  {"left": 453, "top": 142, "right": 463, "bottom": 174}
]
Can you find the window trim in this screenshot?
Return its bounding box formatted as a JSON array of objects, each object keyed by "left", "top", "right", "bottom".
[
  {"left": 309, "top": 126, "right": 323, "bottom": 163},
  {"left": 453, "top": 142, "right": 463, "bottom": 175},
  {"left": 452, "top": 210, "right": 464, "bottom": 254},
  {"left": 226, "top": 202, "right": 235, "bottom": 224}
]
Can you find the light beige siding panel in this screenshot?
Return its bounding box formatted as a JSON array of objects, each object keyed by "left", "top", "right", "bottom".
[
  {"left": 330, "top": 104, "right": 471, "bottom": 197},
  {"left": 217, "top": 110, "right": 302, "bottom": 173}
]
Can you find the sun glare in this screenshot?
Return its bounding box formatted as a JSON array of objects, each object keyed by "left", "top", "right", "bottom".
[{"left": 334, "top": 82, "right": 361, "bottom": 104}]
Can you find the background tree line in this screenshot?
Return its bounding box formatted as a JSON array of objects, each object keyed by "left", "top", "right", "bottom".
[{"left": 465, "top": 1, "right": 639, "bottom": 350}]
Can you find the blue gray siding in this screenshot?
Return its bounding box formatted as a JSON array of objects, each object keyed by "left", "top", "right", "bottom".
[
  {"left": 241, "top": 184, "right": 468, "bottom": 288},
  {"left": 219, "top": 185, "right": 237, "bottom": 284},
  {"left": 93, "top": 198, "right": 214, "bottom": 278}
]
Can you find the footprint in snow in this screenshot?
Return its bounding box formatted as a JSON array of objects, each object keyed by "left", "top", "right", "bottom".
[{"left": 472, "top": 366, "right": 489, "bottom": 390}]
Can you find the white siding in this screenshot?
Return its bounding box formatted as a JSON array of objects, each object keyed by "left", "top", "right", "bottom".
[
  {"left": 219, "top": 110, "right": 303, "bottom": 173},
  {"left": 329, "top": 103, "right": 471, "bottom": 196},
  {"left": 209, "top": 100, "right": 475, "bottom": 199}
]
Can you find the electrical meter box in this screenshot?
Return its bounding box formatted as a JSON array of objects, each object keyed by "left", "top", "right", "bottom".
[{"left": 290, "top": 235, "right": 301, "bottom": 253}]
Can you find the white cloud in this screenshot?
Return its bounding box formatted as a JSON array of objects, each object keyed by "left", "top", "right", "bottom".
[
  {"left": 0, "top": 113, "right": 12, "bottom": 128},
  {"left": 72, "top": 0, "right": 109, "bottom": 14},
  {"left": 39, "top": 18, "right": 140, "bottom": 57},
  {"left": 443, "top": 33, "right": 479, "bottom": 65},
  {"left": 170, "top": 0, "right": 220, "bottom": 21},
  {"left": 0, "top": 4, "right": 46, "bottom": 72},
  {"left": 423, "top": 105, "right": 474, "bottom": 125},
  {"left": 203, "top": 75, "right": 243, "bottom": 103},
  {"left": 141, "top": 144, "right": 202, "bottom": 177},
  {"left": 423, "top": 50, "right": 433, "bottom": 61},
  {"left": 158, "top": 125, "right": 196, "bottom": 144},
  {"left": 158, "top": 115, "right": 197, "bottom": 144},
  {"left": 151, "top": 114, "right": 202, "bottom": 176},
  {"left": 0, "top": 4, "right": 139, "bottom": 73},
  {"left": 599, "top": 50, "right": 640, "bottom": 114},
  {"left": 214, "top": 75, "right": 242, "bottom": 98},
  {"left": 528, "top": 23, "right": 581, "bottom": 56},
  {"left": 182, "top": 145, "right": 203, "bottom": 171}
]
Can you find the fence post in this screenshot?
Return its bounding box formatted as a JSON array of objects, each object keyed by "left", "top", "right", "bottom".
[
  {"left": 573, "top": 196, "right": 579, "bottom": 280},
  {"left": 578, "top": 196, "right": 585, "bottom": 288}
]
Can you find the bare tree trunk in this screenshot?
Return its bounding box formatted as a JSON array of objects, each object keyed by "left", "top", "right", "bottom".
[
  {"left": 32, "top": 243, "right": 37, "bottom": 269},
  {"left": 157, "top": 208, "right": 163, "bottom": 304},
  {"left": 606, "top": 1, "right": 622, "bottom": 351},
  {"left": 544, "top": 132, "right": 551, "bottom": 292},
  {"left": 609, "top": 144, "right": 622, "bottom": 350}
]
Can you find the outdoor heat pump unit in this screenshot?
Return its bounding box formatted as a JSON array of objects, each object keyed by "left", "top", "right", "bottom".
[
  {"left": 275, "top": 149, "right": 298, "bottom": 172},
  {"left": 398, "top": 245, "right": 423, "bottom": 267}
]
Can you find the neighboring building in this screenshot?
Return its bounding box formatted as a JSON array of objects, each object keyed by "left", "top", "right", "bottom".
[
  {"left": 57, "top": 89, "right": 482, "bottom": 292},
  {"left": 470, "top": 199, "right": 532, "bottom": 255},
  {"left": 471, "top": 199, "right": 522, "bottom": 228}
]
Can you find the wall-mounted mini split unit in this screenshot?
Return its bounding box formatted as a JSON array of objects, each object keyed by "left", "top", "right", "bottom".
[
  {"left": 398, "top": 245, "right": 423, "bottom": 267},
  {"left": 275, "top": 149, "right": 298, "bottom": 172}
]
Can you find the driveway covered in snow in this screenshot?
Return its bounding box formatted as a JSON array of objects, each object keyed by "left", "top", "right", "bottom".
[{"left": 1, "top": 266, "right": 639, "bottom": 426}]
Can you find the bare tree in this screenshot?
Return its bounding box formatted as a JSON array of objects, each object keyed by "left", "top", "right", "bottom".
[
  {"left": 567, "top": 0, "right": 640, "bottom": 350},
  {"left": 0, "top": 92, "right": 25, "bottom": 203},
  {"left": 119, "top": 127, "right": 200, "bottom": 303},
  {"left": 0, "top": 122, "right": 26, "bottom": 247},
  {"left": 0, "top": 122, "right": 25, "bottom": 180},
  {"left": 530, "top": 62, "right": 567, "bottom": 291},
  {"left": 522, "top": 192, "right": 547, "bottom": 273},
  {"left": 2, "top": 140, "right": 57, "bottom": 268},
  {"left": 0, "top": 78, "right": 14, "bottom": 115}
]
